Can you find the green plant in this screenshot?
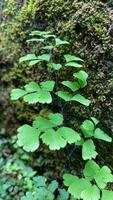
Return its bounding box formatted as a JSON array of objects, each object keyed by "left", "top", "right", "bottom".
[
  {"left": 10, "top": 31, "right": 113, "bottom": 199},
  {"left": 63, "top": 160, "right": 113, "bottom": 200}
]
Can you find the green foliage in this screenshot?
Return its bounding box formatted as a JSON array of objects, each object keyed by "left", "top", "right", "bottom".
[
  {"left": 80, "top": 118, "right": 112, "bottom": 141},
  {"left": 80, "top": 118, "right": 112, "bottom": 160},
  {"left": 17, "top": 112, "right": 81, "bottom": 151},
  {"left": 10, "top": 30, "right": 113, "bottom": 200},
  {"left": 0, "top": 136, "right": 72, "bottom": 200},
  {"left": 82, "top": 139, "right": 97, "bottom": 160},
  {"left": 11, "top": 81, "right": 55, "bottom": 104},
  {"left": 0, "top": 1, "right": 113, "bottom": 200},
  {"left": 17, "top": 125, "right": 40, "bottom": 152},
  {"left": 63, "top": 160, "right": 113, "bottom": 199}
]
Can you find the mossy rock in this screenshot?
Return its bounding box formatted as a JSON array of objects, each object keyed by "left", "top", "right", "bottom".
[{"left": 0, "top": 0, "right": 113, "bottom": 140}]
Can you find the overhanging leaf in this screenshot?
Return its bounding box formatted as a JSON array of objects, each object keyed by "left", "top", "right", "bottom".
[
  {"left": 40, "top": 80, "right": 55, "bottom": 91},
  {"left": 33, "top": 116, "right": 54, "bottom": 131},
  {"left": 41, "top": 129, "right": 67, "bottom": 150},
  {"left": 80, "top": 120, "right": 95, "bottom": 138},
  {"left": 83, "top": 160, "right": 100, "bottom": 181},
  {"left": 55, "top": 38, "right": 69, "bottom": 46},
  {"left": 91, "top": 117, "right": 99, "bottom": 126},
  {"left": 23, "top": 91, "right": 52, "bottom": 104},
  {"left": 65, "top": 62, "right": 83, "bottom": 68},
  {"left": 57, "top": 127, "right": 81, "bottom": 143},
  {"left": 29, "top": 60, "right": 40, "bottom": 66},
  {"left": 30, "top": 30, "right": 51, "bottom": 36},
  {"left": 73, "top": 70, "right": 88, "bottom": 88},
  {"left": 23, "top": 92, "right": 40, "bottom": 104},
  {"left": 42, "top": 45, "right": 54, "bottom": 50},
  {"left": 94, "top": 166, "right": 113, "bottom": 189},
  {"left": 10, "top": 89, "right": 27, "bottom": 100},
  {"left": 82, "top": 139, "right": 98, "bottom": 160},
  {"left": 43, "top": 34, "right": 56, "bottom": 38},
  {"left": 81, "top": 185, "right": 100, "bottom": 200},
  {"left": 63, "top": 174, "right": 91, "bottom": 199},
  {"left": 17, "top": 125, "right": 40, "bottom": 152},
  {"left": 71, "top": 94, "right": 91, "bottom": 106},
  {"left": 33, "top": 113, "right": 63, "bottom": 131},
  {"left": 19, "top": 54, "right": 38, "bottom": 63},
  {"left": 62, "top": 81, "right": 80, "bottom": 92},
  {"left": 24, "top": 82, "right": 40, "bottom": 92},
  {"left": 35, "top": 90, "right": 52, "bottom": 104},
  {"left": 56, "top": 91, "right": 73, "bottom": 101},
  {"left": 48, "top": 113, "right": 63, "bottom": 126},
  {"left": 37, "top": 54, "right": 51, "bottom": 62},
  {"left": 64, "top": 54, "right": 83, "bottom": 62},
  {"left": 47, "top": 63, "right": 62, "bottom": 70},
  {"left": 94, "top": 128, "right": 112, "bottom": 142},
  {"left": 102, "top": 190, "right": 113, "bottom": 200},
  {"left": 41, "top": 126, "right": 80, "bottom": 150},
  {"left": 27, "top": 38, "right": 44, "bottom": 42}
]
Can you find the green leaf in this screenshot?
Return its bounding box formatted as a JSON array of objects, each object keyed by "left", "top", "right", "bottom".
[
  {"left": 41, "top": 129, "right": 67, "bottom": 150},
  {"left": 48, "top": 113, "right": 63, "bottom": 126},
  {"left": 63, "top": 174, "right": 91, "bottom": 199},
  {"left": 80, "top": 120, "right": 95, "bottom": 138},
  {"left": 42, "top": 45, "right": 54, "bottom": 50},
  {"left": 84, "top": 160, "right": 113, "bottom": 189},
  {"left": 82, "top": 139, "right": 98, "bottom": 160},
  {"left": 55, "top": 38, "right": 69, "bottom": 46},
  {"left": 47, "top": 63, "right": 62, "bottom": 70},
  {"left": 35, "top": 90, "right": 52, "bottom": 104},
  {"left": 40, "top": 80, "right": 55, "bottom": 91},
  {"left": 41, "top": 126, "right": 80, "bottom": 150},
  {"left": 102, "top": 190, "right": 113, "bottom": 200},
  {"left": 94, "top": 166, "right": 113, "bottom": 189},
  {"left": 11, "top": 89, "right": 27, "bottom": 100},
  {"left": 22, "top": 81, "right": 54, "bottom": 104},
  {"left": 71, "top": 94, "right": 91, "bottom": 106},
  {"left": 91, "top": 117, "right": 99, "bottom": 126},
  {"left": 30, "top": 30, "right": 51, "bottom": 36},
  {"left": 56, "top": 91, "right": 73, "bottom": 101},
  {"left": 57, "top": 127, "right": 81, "bottom": 143},
  {"left": 94, "top": 128, "right": 112, "bottom": 142},
  {"left": 48, "top": 180, "right": 58, "bottom": 192},
  {"left": 64, "top": 54, "right": 83, "bottom": 62},
  {"left": 33, "top": 113, "right": 63, "bottom": 131},
  {"left": 33, "top": 176, "right": 46, "bottom": 187},
  {"left": 24, "top": 82, "right": 40, "bottom": 92},
  {"left": 33, "top": 116, "right": 54, "bottom": 131},
  {"left": 57, "top": 189, "right": 69, "bottom": 200},
  {"left": 43, "top": 34, "right": 56, "bottom": 38},
  {"left": 37, "top": 54, "right": 51, "bottom": 62},
  {"left": 23, "top": 92, "right": 40, "bottom": 104},
  {"left": 19, "top": 54, "right": 38, "bottom": 63},
  {"left": 62, "top": 81, "right": 80, "bottom": 92},
  {"left": 24, "top": 91, "right": 52, "bottom": 104},
  {"left": 63, "top": 174, "right": 77, "bottom": 186},
  {"left": 65, "top": 62, "right": 83, "bottom": 68},
  {"left": 17, "top": 125, "right": 40, "bottom": 152},
  {"left": 29, "top": 60, "right": 40, "bottom": 66},
  {"left": 81, "top": 185, "right": 100, "bottom": 200},
  {"left": 73, "top": 70, "right": 88, "bottom": 88},
  {"left": 83, "top": 160, "right": 100, "bottom": 181},
  {"left": 27, "top": 38, "right": 44, "bottom": 42}
]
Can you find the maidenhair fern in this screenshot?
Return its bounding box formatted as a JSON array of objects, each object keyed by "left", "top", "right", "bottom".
[
  {"left": 63, "top": 160, "right": 113, "bottom": 200},
  {"left": 10, "top": 30, "right": 113, "bottom": 200}
]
